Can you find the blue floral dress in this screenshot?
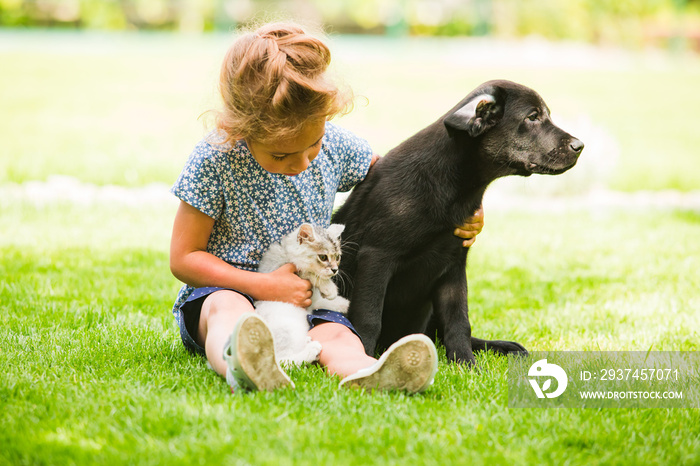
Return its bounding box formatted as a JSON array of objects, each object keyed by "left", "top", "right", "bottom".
[{"left": 170, "top": 121, "right": 373, "bottom": 314}]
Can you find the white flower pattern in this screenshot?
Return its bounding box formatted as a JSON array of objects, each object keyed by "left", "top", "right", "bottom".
[{"left": 171, "top": 122, "right": 373, "bottom": 312}]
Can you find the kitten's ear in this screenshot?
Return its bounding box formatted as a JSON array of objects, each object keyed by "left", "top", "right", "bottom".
[
  {"left": 297, "top": 223, "right": 315, "bottom": 244},
  {"left": 327, "top": 224, "right": 345, "bottom": 239}
]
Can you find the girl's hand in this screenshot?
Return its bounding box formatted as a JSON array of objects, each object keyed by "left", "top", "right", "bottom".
[
  {"left": 454, "top": 204, "right": 485, "bottom": 248},
  {"left": 263, "top": 263, "right": 313, "bottom": 308}
]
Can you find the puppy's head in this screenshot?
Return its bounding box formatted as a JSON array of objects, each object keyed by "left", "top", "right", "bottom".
[{"left": 444, "top": 80, "right": 584, "bottom": 177}]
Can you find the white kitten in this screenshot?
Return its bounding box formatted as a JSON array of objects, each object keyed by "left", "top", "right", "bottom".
[{"left": 256, "top": 223, "right": 349, "bottom": 366}]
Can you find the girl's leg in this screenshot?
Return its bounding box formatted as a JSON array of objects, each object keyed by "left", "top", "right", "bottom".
[
  {"left": 309, "top": 323, "right": 439, "bottom": 393},
  {"left": 197, "top": 290, "right": 291, "bottom": 391},
  {"left": 197, "top": 290, "right": 255, "bottom": 376},
  {"left": 308, "top": 322, "right": 376, "bottom": 377}
]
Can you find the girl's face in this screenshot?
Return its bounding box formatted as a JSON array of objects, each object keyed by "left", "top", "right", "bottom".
[{"left": 247, "top": 119, "right": 326, "bottom": 176}]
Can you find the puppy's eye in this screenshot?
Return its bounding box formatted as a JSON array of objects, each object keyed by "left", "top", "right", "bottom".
[
  {"left": 318, "top": 254, "right": 328, "bottom": 262},
  {"left": 527, "top": 111, "right": 539, "bottom": 121}
]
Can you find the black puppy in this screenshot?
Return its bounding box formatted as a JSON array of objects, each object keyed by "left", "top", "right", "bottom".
[{"left": 333, "top": 80, "right": 584, "bottom": 365}]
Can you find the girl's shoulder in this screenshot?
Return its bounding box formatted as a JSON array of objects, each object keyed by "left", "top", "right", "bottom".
[
  {"left": 185, "top": 131, "right": 247, "bottom": 166},
  {"left": 321, "top": 122, "right": 373, "bottom": 192},
  {"left": 200, "top": 131, "right": 244, "bottom": 156},
  {"left": 323, "top": 121, "right": 360, "bottom": 142},
  {"left": 322, "top": 122, "right": 372, "bottom": 155}
]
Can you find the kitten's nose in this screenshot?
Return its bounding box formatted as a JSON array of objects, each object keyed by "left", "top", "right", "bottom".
[{"left": 331, "top": 267, "right": 338, "bottom": 275}]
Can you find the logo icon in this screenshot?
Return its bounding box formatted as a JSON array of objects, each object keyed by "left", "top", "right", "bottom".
[{"left": 528, "top": 359, "right": 568, "bottom": 398}]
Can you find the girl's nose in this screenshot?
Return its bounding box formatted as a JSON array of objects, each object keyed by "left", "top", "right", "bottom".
[
  {"left": 289, "top": 157, "right": 309, "bottom": 173},
  {"left": 290, "top": 152, "right": 313, "bottom": 172}
]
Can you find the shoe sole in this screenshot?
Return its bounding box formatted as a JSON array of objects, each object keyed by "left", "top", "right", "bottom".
[
  {"left": 339, "top": 334, "right": 438, "bottom": 393},
  {"left": 235, "top": 314, "right": 293, "bottom": 391}
]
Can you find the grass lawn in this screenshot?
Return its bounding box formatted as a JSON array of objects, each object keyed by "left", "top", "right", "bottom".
[
  {"left": 2, "top": 30, "right": 700, "bottom": 465},
  {"left": 1, "top": 200, "right": 699, "bottom": 465}
]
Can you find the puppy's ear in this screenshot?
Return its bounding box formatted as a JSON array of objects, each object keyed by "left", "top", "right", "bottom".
[{"left": 444, "top": 93, "right": 503, "bottom": 137}]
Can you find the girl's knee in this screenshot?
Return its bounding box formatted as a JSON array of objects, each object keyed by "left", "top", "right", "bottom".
[
  {"left": 201, "top": 290, "right": 254, "bottom": 323},
  {"left": 310, "top": 322, "right": 361, "bottom": 347},
  {"left": 197, "top": 291, "right": 254, "bottom": 350}
]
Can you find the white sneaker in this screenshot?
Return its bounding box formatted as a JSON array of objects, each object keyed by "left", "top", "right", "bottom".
[
  {"left": 222, "top": 313, "right": 293, "bottom": 392},
  {"left": 339, "top": 334, "right": 438, "bottom": 393}
]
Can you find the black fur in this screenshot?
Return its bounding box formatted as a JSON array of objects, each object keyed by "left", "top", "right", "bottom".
[{"left": 333, "top": 80, "right": 584, "bottom": 365}]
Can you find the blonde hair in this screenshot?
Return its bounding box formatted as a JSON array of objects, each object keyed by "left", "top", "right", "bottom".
[{"left": 215, "top": 22, "right": 352, "bottom": 145}]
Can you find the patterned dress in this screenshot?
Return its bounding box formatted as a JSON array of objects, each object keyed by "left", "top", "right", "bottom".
[{"left": 170, "top": 122, "right": 373, "bottom": 313}]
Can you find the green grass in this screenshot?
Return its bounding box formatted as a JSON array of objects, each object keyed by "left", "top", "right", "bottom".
[
  {"left": 2, "top": 30, "right": 700, "bottom": 190},
  {"left": 2, "top": 201, "right": 699, "bottom": 465},
  {"left": 2, "top": 29, "right": 700, "bottom": 464}
]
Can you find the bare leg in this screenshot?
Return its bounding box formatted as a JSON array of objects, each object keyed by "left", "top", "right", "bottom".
[
  {"left": 310, "top": 323, "right": 439, "bottom": 393},
  {"left": 197, "top": 290, "right": 255, "bottom": 377},
  {"left": 308, "top": 323, "right": 376, "bottom": 378}
]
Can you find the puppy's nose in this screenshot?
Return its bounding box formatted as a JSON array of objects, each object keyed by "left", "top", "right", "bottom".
[{"left": 570, "top": 139, "right": 584, "bottom": 154}]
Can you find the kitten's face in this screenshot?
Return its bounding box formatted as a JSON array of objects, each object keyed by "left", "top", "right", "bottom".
[
  {"left": 313, "top": 251, "right": 340, "bottom": 279},
  {"left": 297, "top": 224, "right": 344, "bottom": 280}
]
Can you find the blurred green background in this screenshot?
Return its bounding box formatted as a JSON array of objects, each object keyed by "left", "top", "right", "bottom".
[
  {"left": 1, "top": 0, "right": 700, "bottom": 193},
  {"left": 2, "top": 5, "right": 700, "bottom": 464},
  {"left": 2, "top": 0, "right": 700, "bottom": 45}
]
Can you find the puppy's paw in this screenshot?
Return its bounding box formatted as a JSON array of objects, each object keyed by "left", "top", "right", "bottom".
[
  {"left": 482, "top": 340, "right": 529, "bottom": 356},
  {"left": 450, "top": 353, "right": 477, "bottom": 368}
]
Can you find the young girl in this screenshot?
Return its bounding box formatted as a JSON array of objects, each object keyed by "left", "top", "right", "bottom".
[{"left": 169, "top": 22, "right": 485, "bottom": 393}]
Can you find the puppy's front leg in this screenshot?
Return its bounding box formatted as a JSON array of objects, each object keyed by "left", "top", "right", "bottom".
[
  {"left": 347, "top": 246, "right": 395, "bottom": 356},
  {"left": 431, "top": 264, "right": 476, "bottom": 365}
]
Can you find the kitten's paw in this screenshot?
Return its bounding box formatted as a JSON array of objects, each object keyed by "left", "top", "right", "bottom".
[
  {"left": 334, "top": 297, "right": 350, "bottom": 314},
  {"left": 305, "top": 340, "right": 323, "bottom": 363},
  {"left": 318, "top": 281, "right": 338, "bottom": 300}
]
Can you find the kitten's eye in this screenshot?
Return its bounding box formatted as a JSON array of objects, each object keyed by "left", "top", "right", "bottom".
[{"left": 318, "top": 254, "right": 328, "bottom": 262}]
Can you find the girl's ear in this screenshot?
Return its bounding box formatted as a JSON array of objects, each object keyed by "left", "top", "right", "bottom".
[
  {"left": 298, "top": 223, "right": 315, "bottom": 244},
  {"left": 327, "top": 224, "right": 345, "bottom": 239}
]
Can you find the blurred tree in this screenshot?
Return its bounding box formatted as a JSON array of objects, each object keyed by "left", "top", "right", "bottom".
[
  {"left": 385, "top": 0, "right": 409, "bottom": 36},
  {"left": 118, "top": 0, "right": 178, "bottom": 29},
  {"left": 178, "top": 0, "right": 206, "bottom": 32},
  {"left": 473, "top": 0, "right": 492, "bottom": 35},
  {"left": 0, "top": 0, "right": 698, "bottom": 51},
  {"left": 213, "top": 0, "right": 239, "bottom": 31}
]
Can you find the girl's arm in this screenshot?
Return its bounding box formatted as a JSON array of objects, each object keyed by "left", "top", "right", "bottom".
[{"left": 169, "top": 201, "right": 313, "bottom": 307}]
